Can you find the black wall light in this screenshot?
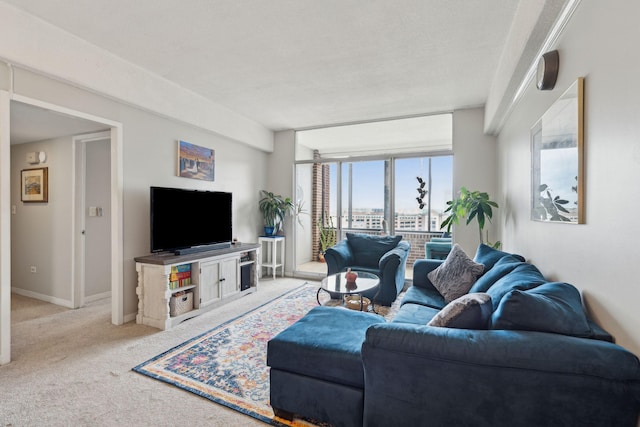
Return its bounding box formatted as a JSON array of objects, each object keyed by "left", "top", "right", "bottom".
[{"left": 536, "top": 50, "right": 560, "bottom": 90}]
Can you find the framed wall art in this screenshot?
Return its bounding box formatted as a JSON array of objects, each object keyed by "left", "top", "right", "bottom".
[
  {"left": 177, "top": 140, "right": 215, "bottom": 181},
  {"left": 21, "top": 167, "right": 49, "bottom": 203},
  {"left": 531, "top": 77, "right": 584, "bottom": 223}
]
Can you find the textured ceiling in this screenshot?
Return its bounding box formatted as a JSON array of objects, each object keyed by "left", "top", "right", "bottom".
[{"left": 3, "top": 0, "right": 523, "bottom": 132}]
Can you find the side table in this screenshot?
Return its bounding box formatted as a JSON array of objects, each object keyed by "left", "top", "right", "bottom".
[{"left": 258, "top": 236, "right": 285, "bottom": 279}]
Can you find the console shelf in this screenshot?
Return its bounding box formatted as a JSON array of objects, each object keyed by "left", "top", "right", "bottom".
[{"left": 135, "top": 243, "right": 260, "bottom": 330}]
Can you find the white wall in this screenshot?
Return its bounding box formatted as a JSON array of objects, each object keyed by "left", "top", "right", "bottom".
[
  {"left": 270, "top": 130, "right": 296, "bottom": 274},
  {"left": 11, "top": 137, "right": 74, "bottom": 305},
  {"left": 452, "top": 108, "right": 499, "bottom": 255},
  {"left": 3, "top": 67, "right": 269, "bottom": 320},
  {"left": 497, "top": 1, "right": 640, "bottom": 355}
]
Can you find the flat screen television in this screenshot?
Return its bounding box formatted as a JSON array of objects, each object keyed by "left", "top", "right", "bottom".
[{"left": 150, "top": 186, "right": 232, "bottom": 254}]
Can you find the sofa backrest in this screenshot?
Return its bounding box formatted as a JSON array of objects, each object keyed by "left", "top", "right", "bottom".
[{"left": 346, "top": 233, "right": 402, "bottom": 267}]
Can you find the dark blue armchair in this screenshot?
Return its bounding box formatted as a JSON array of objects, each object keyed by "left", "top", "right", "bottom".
[{"left": 324, "top": 233, "right": 410, "bottom": 306}]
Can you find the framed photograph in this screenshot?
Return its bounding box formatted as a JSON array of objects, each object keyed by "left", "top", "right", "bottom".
[
  {"left": 21, "top": 167, "right": 49, "bottom": 203},
  {"left": 531, "top": 77, "right": 584, "bottom": 223},
  {"left": 177, "top": 140, "right": 215, "bottom": 181}
]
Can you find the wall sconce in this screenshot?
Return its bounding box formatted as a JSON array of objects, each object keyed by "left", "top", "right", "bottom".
[
  {"left": 26, "top": 151, "right": 47, "bottom": 164},
  {"left": 536, "top": 50, "right": 560, "bottom": 90}
]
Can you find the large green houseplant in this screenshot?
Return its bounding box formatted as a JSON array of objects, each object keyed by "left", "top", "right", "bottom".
[
  {"left": 259, "top": 190, "right": 297, "bottom": 235},
  {"left": 441, "top": 187, "right": 500, "bottom": 248}
]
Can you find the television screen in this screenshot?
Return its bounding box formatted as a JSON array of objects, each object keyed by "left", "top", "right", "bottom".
[{"left": 150, "top": 186, "right": 232, "bottom": 254}]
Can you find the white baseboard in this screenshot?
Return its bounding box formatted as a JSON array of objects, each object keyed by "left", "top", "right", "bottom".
[
  {"left": 84, "top": 291, "right": 111, "bottom": 304},
  {"left": 123, "top": 312, "right": 137, "bottom": 324},
  {"left": 11, "top": 288, "right": 73, "bottom": 308}
]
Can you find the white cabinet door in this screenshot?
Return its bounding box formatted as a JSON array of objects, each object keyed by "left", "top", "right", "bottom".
[
  {"left": 220, "top": 258, "right": 239, "bottom": 297},
  {"left": 199, "top": 260, "right": 221, "bottom": 307}
]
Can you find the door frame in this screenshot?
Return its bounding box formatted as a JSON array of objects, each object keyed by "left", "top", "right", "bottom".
[
  {"left": 73, "top": 131, "right": 112, "bottom": 308},
  {"left": 11, "top": 95, "right": 124, "bottom": 325}
]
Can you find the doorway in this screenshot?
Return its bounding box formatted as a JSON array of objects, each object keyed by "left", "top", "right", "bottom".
[
  {"left": 0, "top": 93, "right": 124, "bottom": 364},
  {"left": 74, "top": 132, "right": 112, "bottom": 308}
]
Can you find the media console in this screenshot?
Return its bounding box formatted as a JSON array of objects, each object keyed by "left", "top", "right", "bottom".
[{"left": 135, "top": 243, "right": 260, "bottom": 330}]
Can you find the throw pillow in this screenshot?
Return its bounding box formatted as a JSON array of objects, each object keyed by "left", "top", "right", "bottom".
[
  {"left": 427, "top": 244, "right": 484, "bottom": 302},
  {"left": 491, "top": 282, "right": 592, "bottom": 337},
  {"left": 473, "top": 244, "right": 525, "bottom": 272},
  {"left": 468, "top": 255, "right": 524, "bottom": 293},
  {"left": 346, "top": 233, "right": 402, "bottom": 267},
  {"left": 428, "top": 293, "right": 492, "bottom": 329}
]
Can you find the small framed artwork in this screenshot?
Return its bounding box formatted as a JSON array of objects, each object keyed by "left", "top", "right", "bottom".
[
  {"left": 531, "top": 77, "right": 584, "bottom": 223},
  {"left": 21, "top": 167, "right": 49, "bottom": 203},
  {"left": 177, "top": 140, "right": 215, "bottom": 181}
]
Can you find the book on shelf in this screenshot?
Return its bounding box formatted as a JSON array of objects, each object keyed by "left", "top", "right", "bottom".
[
  {"left": 171, "top": 264, "right": 191, "bottom": 273},
  {"left": 170, "top": 271, "right": 191, "bottom": 281},
  {"left": 169, "top": 276, "right": 192, "bottom": 290}
]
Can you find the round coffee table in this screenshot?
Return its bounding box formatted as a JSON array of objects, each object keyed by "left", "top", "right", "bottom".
[{"left": 317, "top": 271, "right": 380, "bottom": 312}]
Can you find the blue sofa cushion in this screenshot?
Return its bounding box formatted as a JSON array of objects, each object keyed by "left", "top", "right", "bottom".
[
  {"left": 491, "top": 282, "right": 592, "bottom": 338},
  {"left": 427, "top": 244, "right": 484, "bottom": 302},
  {"left": 485, "top": 263, "right": 547, "bottom": 311},
  {"left": 428, "top": 293, "right": 492, "bottom": 329},
  {"left": 468, "top": 255, "right": 524, "bottom": 293},
  {"left": 473, "top": 244, "right": 525, "bottom": 271},
  {"left": 391, "top": 302, "right": 441, "bottom": 324},
  {"left": 267, "top": 306, "right": 385, "bottom": 388},
  {"left": 346, "top": 233, "right": 402, "bottom": 267},
  {"left": 401, "top": 285, "right": 446, "bottom": 310}
]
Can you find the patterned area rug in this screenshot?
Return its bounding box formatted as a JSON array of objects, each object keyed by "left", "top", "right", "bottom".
[{"left": 133, "top": 283, "right": 402, "bottom": 426}]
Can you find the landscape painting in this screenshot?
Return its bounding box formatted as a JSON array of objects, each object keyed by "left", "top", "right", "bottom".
[
  {"left": 21, "top": 167, "right": 49, "bottom": 203},
  {"left": 178, "top": 140, "right": 215, "bottom": 181}
]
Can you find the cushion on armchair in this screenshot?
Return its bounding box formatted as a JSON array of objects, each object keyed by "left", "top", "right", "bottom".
[{"left": 346, "top": 233, "right": 402, "bottom": 267}]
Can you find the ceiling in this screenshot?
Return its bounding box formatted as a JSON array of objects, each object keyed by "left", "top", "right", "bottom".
[{"left": 5, "top": 1, "right": 564, "bottom": 143}]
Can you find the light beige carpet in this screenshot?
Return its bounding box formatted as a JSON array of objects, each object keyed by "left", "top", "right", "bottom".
[{"left": 1, "top": 278, "right": 316, "bottom": 427}]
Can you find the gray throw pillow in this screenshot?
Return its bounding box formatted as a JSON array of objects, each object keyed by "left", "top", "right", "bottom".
[
  {"left": 428, "top": 293, "right": 492, "bottom": 329},
  {"left": 428, "top": 244, "right": 484, "bottom": 302}
]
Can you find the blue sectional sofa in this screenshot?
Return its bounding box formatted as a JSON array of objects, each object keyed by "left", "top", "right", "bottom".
[{"left": 267, "top": 244, "right": 640, "bottom": 426}]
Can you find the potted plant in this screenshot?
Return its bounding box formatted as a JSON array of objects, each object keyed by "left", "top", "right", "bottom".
[
  {"left": 441, "top": 187, "right": 500, "bottom": 248},
  {"left": 316, "top": 214, "right": 337, "bottom": 262},
  {"left": 259, "top": 190, "right": 296, "bottom": 236}
]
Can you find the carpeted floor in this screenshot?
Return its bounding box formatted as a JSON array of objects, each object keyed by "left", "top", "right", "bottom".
[
  {"left": 133, "top": 284, "right": 321, "bottom": 426},
  {"left": 132, "top": 284, "right": 403, "bottom": 426},
  {"left": 0, "top": 278, "right": 314, "bottom": 426}
]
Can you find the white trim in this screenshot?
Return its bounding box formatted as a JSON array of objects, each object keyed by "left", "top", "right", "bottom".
[
  {"left": 84, "top": 290, "right": 111, "bottom": 304},
  {"left": 0, "top": 90, "right": 11, "bottom": 364},
  {"left": 11, "top": 288, "right": 73, "bottom": 309},
  {"left": 71, "top": 137, "right": 86, "bottom": 308},
  {"left": 110, "top": 126, "right": 124, "bottom": 325}
]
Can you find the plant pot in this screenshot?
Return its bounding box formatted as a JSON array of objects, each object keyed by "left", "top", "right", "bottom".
[
  {"left": 318, "top": 252, "right": 325, "bottom": 263},
  {"left": 264, "top": 226, "right": 275, "bottom": 236}
]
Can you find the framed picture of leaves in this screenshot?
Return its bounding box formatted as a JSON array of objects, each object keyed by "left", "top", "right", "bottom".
[{"left": 531, "top": 77, "right": 584, "bottom": 224}]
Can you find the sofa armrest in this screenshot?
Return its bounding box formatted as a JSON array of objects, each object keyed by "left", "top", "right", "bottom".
[
  {"left": 324, "top": 240, "right": 354, "bottom": 275},
  {"left": 411, "top": 258, "right": 443, "bottom": 292},
  {"left": 362, "top": 323, "right": 640, "bottom": 426}
]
